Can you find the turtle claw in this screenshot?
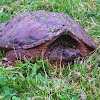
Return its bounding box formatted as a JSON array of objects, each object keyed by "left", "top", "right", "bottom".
[
  {"left": 2, "top": 57, "right": 8, "bottom": 62},
  {"left": 1, "top": 57, "right": 12, "bottom": 67}
]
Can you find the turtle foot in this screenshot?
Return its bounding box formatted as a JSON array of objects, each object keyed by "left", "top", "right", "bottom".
[{"left": 0, "top": 57, "right": 13, "bottom": 67}]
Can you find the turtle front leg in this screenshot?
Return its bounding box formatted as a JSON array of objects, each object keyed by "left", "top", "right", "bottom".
[
  {"left": 1, "top": 43, "right": 49, "bottom": 67},
  {"left": 1, "top": 49, "right": 33, "bottom": 66}
]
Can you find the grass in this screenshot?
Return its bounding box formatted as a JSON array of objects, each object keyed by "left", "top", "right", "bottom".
[{"left": 0, "top": 0, "right": 100, "bottom": 100}]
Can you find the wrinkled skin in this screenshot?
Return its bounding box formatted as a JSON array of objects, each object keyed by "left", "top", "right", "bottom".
[
  {"left": 1, "top": 34, "right": 89, "bottom": 66},
  {"left": 49, "top": 47, "right": 80, "bottom": 61},
  {"left": 0, "top": 10, "right": 97, "bottom": 66}
]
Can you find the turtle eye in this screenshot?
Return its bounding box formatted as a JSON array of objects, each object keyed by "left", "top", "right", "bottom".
[{"left": 62, "top": 24, "right": 65, "bottom": 26}]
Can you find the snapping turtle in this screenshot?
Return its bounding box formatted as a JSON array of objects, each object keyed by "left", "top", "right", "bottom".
[{"left": 0, "top": 10, "right": 97, "bottom": 66}]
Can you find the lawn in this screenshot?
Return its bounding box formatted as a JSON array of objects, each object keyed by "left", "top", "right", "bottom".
[{"left": 0, "top": 0, "right": 100, "bottom": 100}]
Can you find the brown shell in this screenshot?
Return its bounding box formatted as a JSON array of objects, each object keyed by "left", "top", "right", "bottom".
[{"left": 0, "top": 10, "right": 97, "bottom": 50}]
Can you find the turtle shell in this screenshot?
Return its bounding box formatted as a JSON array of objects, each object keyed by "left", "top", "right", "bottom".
[{"left": 0, "top": 10, "right": 97, "bottom": 50}]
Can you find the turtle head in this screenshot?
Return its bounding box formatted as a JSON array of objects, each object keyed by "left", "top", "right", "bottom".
[
  {"left": 62, "top": 49, "right": 81, "bottom": 60},
  {"left": 50, "top": 47, "right": 81, "bottom": 61}
]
